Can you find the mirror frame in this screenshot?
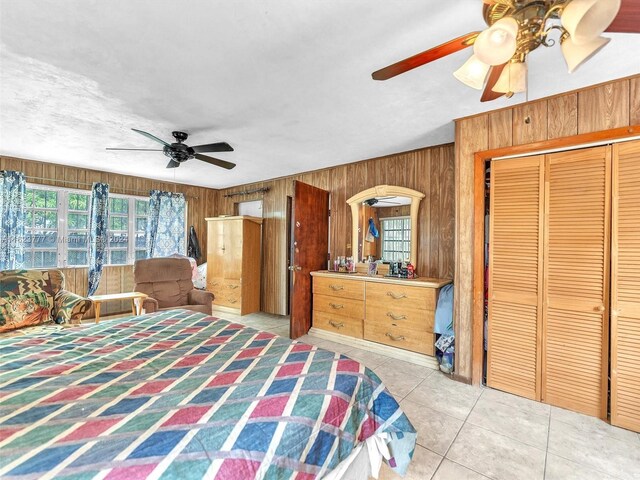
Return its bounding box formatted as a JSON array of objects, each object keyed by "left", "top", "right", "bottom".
[{"left": 347, "top": 185, "right": 425, "bottom": 265}]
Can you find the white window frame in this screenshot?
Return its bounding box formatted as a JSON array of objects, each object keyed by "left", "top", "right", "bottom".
[
  {"left": 104, "top": 193, "right": 154, "bottom": 266},
  {"left": 24, "top": 184, "right": 62, "bottom": 269},
  {"left": 24, "top": 184, "right": 151, "bottom": 268}
]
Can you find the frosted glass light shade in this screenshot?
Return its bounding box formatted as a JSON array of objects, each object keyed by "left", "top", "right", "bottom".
[
  {"left": 453, "top": 55, "right": 490, "bottom": 90},
  {"left": 474, "top": 17, "right": 519, "bottom": 65},
  {"left": 561, "top": 35, "right": 610, "bottom": 73},
  {"left": 561, "top": 0, "right": 621, "bottom": 45},
  {"left": 492, "top": 61, "right": 527, "bottom": 94}
]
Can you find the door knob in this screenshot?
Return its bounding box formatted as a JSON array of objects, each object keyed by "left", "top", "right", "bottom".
[
  {"left": 594, "top": 305, "right": 605, "bottom": 313},
  {"left": 288, "top": 265, "right": 301, "bottom": 271}
]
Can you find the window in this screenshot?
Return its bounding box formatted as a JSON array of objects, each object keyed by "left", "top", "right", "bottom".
[
  {"left": 380, "top": 217, "right": 411, "bottom": 262},
  {"left": 24, "top": 188, "right": 59, "bottom": 268},
  {"left": 66, "top": 192, "right": 90, "bottom": 266},
  {"left": 23, "top": 184, "right": 151, "bottom": 268},
  {"left": 135, "top": 199, "right": 149, "bottom": 261},
  {"left": 107, "top": 197, "right": 129, "bottom": 265}
]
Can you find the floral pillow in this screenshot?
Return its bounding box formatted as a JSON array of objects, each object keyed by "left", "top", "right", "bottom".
[{"left": 0, "top": 292, "right": 53, "bottom": 333}]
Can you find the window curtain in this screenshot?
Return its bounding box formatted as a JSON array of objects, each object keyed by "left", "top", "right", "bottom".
[
  {"left": 87, "top": 182, "right": 109, "bottom": 296},
  {"left": 146, "top": 190, "right": 186, "bottom": 258},
  {"left": 0, "top": 170, "right": 26, "bottom": 270}
]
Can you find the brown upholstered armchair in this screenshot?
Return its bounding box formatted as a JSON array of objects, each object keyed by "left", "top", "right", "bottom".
[{"left": 133, "top": 257, "right": 214, "bottom": 315}]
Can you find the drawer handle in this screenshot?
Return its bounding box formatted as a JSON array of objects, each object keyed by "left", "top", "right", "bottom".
[
  {"left": 329, "top": 285, "right": 344, "bottom": 291},
  {"left": 211, "top": 282, "right": 219, "bottom": 286},
  {"left": 386, "top": 312, "right": 407, "bottom": 320},
  {"left": 329, "top": 320, "right": 344, "bottom": 329},
  {"left": 387, "top": 291, "right": 407, "bottom": 300},
  {"left": 386, "top": 332, "right": 405, "bottom": 341},
  {"left": 228, "top": 285, "right": 239, "bottom": 290},
  {"left": 329, "top": 303, "right": 344, "bottom": 309},
  {"left": 229, "top": 299, "right": 238, "bottom": 304}
]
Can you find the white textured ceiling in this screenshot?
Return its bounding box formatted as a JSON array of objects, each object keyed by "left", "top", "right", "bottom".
[{"left": 1, "top": 0, "right": 639, "bottom": 189}]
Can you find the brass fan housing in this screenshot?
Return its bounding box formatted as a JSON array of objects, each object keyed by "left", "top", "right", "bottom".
[{"left": 482, "top": 0, "right": 570, "bottom": 58}]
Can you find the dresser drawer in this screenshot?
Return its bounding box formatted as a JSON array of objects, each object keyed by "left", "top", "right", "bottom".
[
  {"left": 207, "top": 277, "right": 224, "bottom": 293},
  {"left": 364, "top": 322, "right": 434, "bottom": 355},
  {"left": 313, "top": 276, "right": 364, "bottom": 301},
  {"left": 366, "top": 304, "right": 434, "bottom": 332},
  {"left": 313, "top": 310, "right": 363, "bottom": 338},
  {"left": 313, "top": 294, "right": 364, "bottom": 319},
  {"left": 224, "top": 281, "right": 241, "bottom": 292},
  {"left": 366, "top": 282, "right": 437, "bottom": 311},
  {"left": 215, "top": 291, "right": 241, "bottom": 308}
]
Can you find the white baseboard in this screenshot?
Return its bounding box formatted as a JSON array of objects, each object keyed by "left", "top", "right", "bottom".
[{"left": 308, "top": 327, "right": 439, "bottom": 370}]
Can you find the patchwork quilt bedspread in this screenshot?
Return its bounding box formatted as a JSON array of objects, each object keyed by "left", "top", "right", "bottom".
[{"left": 0, "top": 309, "right": 416, "bottom": 479}]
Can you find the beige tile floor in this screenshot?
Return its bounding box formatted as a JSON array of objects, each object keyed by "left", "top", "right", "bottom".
[{"left": 225, "top": 312, "right": 640, "bottom": 480}]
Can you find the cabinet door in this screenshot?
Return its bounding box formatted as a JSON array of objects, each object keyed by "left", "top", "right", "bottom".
[
  {"left": 542, "top": 146, "right": 610, "bottom": 419},
  {"left": 611, "top": 140, "right": 640, "bottom": 431},
  {"left": 207, "top": 220, "right": 225, "bottom": 279},
  {"left": 487, "top": 156, "right": 544, "bottom": 400},
  {"left": 223, "top": 220, "right": 243, "bottom": 280}
]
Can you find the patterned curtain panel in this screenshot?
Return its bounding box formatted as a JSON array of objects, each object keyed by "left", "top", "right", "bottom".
[
  {"left": 87, "top": 183, "right": 109, "bottom": 296},
  {"left": 146, "top": 190, "right": 186, "bottom": 258},
  {"left": 0, "top": 171, "right": 26, "bottom": 270}
]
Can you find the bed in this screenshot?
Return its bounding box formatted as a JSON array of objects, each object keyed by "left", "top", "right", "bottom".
[{"left": 0, "top": 309, "right": 416, "bottom": 479}]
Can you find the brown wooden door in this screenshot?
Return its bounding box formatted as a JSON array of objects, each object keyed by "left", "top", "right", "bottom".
[
  {"left": 611, "top": 140, "right": 640, "bottom": 431},
  {"left": 542, "top": 146, "right": 610, "bottom": 419},
  {"left": 487, "top": 155, "right": 545, "bottom": 400},
  {"left": 289, "top": 181, "right": 329, "bottom": 339}
]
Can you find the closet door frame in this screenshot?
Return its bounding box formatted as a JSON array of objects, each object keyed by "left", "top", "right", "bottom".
[{"left": 471, "top": 125, "right": 640, "bottom": 386}]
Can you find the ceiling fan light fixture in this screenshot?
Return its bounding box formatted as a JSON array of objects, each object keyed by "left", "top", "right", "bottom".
[
  {"left": 561, "top": 0, "right": 621, "bottom": 45},
  {"left": 492, "top": 61, "right": 527, "bottom": 95},
  {"left": 453, "top": 54, "right": 490, "bottom": 90},
  {"left": 561, "top": 34, "right": 610, "bottom": 73},
  {"left": 474, "top": 17, "right": 519, "bottom": 65}
]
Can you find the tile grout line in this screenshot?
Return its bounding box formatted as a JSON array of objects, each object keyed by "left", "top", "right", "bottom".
[
  {"left": 543, "top": 407, "right": 551, "bottom": 480},
  {"left": 428, "top": 385, "right": 491, "bottom": 480}
]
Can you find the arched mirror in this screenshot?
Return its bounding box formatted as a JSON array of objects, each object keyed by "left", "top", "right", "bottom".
[{"left": 347, "top": 185, "right": 425, "bottom": 266}]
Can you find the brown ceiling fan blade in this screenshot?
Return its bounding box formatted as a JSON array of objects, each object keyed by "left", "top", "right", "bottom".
[
  {"left": 481, "top": 63, "right": 507, "bottom": 102},
  {"left": 606, "top": 0, "right": 640, "bottom": 33},
  {"left": 372, "top": 31, "right": 481, "bottom": 80},
  {"left": 194, "top": 153, "right": 236, "bottom": 170}
]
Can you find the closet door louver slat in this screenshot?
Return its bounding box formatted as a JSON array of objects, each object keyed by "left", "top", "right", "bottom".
[
  {"left": 542, "top": 147, "right": 610, "bottom": 419},
  {"left": 488, "top": 156, "right": 544, "bottom": 400},
  {"left": 611, "top": 140, "right": 640, "bottom": 431}
]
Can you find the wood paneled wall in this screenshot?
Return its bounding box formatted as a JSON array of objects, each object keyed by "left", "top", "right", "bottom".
[
  {"left": 454, "top": 74, "right": 640, "bottom": 383},
  {"left": 216, "top": 144, "right": 455, "bottom": 316},
  {"left": 0, "top": 156, "right": 218, "bottom": 317}
]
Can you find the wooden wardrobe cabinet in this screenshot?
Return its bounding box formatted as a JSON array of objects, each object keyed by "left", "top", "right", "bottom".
[{"left": 206, "top": 216, "right": 262, "bottom": 315}]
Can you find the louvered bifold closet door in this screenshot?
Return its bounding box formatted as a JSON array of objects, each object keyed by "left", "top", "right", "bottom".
[
  {"left": 611, "top": 140, "right": 640, "bottom": 431},
  {"left": 543, "top": 147, "right": 610, "bottom": 419},
  {"left": 488, "top": 156, "right": 544, "bottom": 400}
]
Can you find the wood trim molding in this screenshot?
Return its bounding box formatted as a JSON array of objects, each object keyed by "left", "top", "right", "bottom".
[{"left": 471, "top": 125, "right": 640, "bottom": 385}]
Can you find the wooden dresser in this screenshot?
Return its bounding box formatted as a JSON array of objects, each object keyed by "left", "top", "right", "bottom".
[
  {"left": 206, "top": 216, "right": 262, "bottom": 315},
  {"left": 311, "top": 271, "right": 451, "bottom": 356}
]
